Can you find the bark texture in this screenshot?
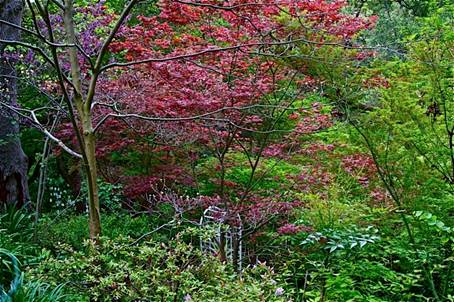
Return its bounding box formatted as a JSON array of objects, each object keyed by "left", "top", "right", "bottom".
[
  {"left": 0, "top": 0, "right": 29, "bottom": 206},
  {"left": 63, "top": 0, "right": 101, "bottom": 238}
]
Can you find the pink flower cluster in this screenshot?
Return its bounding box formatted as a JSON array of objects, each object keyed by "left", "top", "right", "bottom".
[{"left": 277, "top": 223, "right": 312, "bottom": 235}]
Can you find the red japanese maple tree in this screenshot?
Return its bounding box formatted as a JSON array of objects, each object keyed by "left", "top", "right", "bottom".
[
  {"left": 2, "top": 0, "right": 375, "bottom": 240},
  {"left": 81, "top": 0, "right": 376, "bottom": 262}
]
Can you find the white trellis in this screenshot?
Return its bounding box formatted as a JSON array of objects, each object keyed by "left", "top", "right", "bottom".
[{"left": 199, "top": 206, "right": 243, "bottom": 271}]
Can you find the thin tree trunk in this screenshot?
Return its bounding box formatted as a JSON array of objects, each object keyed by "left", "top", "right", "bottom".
[
  {"left": 232, "top": 231, "right": 240, "bottom": 272},
  {"left": 63, "top": 0, "right": 101, "bottom": 238},
  {"left": 35, "top": 136, "right": 50, "bottom": 224},
  {"left": 0, "top": 0, "right": 29, "bottom": 207},
  {"left": 82, "top": 113, "right": 101, "bottom": 239},
  {"left": 219, "top": 230, "right": 227, "bottom": 262}
]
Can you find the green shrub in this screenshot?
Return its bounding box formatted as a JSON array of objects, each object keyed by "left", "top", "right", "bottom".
[
  {"left": 36, "top": 213, "right": 168, "bottom": 251},
  {"left": 28, "top": 236, "right": 289, "bottom": 301}
]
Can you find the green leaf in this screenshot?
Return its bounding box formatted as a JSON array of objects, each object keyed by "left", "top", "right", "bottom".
[{"left": 436, "top": 221, "right": 445, "bottom": 229}]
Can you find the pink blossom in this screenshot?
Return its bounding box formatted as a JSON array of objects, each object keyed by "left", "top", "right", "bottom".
[{"left": 277, "top": 223, "right": 312, "bottom": 235}]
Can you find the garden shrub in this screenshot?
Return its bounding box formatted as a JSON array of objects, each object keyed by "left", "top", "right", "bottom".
[{"left": 28, "top": 236, "right": 289, "bottom": 301}]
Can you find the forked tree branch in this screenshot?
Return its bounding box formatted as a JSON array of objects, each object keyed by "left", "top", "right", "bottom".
[{"left": 0, "top": 102, "right": 82, "bottom": 158}]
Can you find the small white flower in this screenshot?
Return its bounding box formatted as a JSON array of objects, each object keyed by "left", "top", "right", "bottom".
[
  {"left": 183, "top": 294, "right": 192, "bottom": 301},
  {"left": 275, "top": 287, "right": 284, "bottom": 296}
]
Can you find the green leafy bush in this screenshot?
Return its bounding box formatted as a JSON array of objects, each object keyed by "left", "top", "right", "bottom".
[
  {"left": 36, "top": 213, "right": 165, "bottom": 251},
  {"left": 28, "top": 236, "right": 289, "bottom": 301}
]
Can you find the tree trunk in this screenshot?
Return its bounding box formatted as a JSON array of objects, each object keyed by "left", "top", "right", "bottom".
[
  {"left": 82, "top": 114, "right": 101, "bottom": 239},
  {"left": 232, "top": 230, "right": 240, "bottom": 272},
  {"left": 219, "top": 230, "right": 227, "bottom": 262},
  {"left": 63, "top": 0, "right": 101, "bottom": 239},
  {"left": 0, "top": 0, "right": 29, "bottom": 207}
]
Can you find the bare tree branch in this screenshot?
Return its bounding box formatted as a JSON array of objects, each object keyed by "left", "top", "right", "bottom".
[{"left": 0, "top": 103, "right": 82, "bottom": 158}]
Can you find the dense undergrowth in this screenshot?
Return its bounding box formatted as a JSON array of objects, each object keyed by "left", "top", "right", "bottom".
[{"left": 1, "top": 199, "right": 453, "bottom": 301}]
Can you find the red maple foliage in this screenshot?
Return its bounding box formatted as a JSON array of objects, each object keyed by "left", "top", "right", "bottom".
[{"left": 47, "top": 0, "right": 376, "bottom": 245}]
